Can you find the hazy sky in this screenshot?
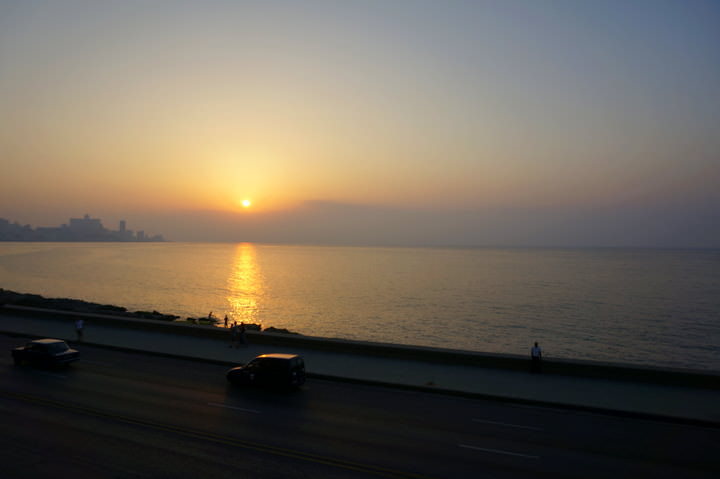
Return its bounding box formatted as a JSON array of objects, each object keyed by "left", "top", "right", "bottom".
[{"left": 1, "top": 0, "right": 719, "bottom": 246}]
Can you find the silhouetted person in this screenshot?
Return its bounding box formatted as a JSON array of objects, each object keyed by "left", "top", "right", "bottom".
[
  {"left": 531, "top": 341, "right": 542, "bottom": 373},
  {"left": 75, "top": 318, "right": 84, "bottom": 342},
  {"left": 229, "top": 322, "right": 239, "bottom": 348},
  {"left": 239, "top": 322, "right": 247, "bottom": 346},
  {"left": 224, "top": 315, "right": 229, "bottom": 328}
]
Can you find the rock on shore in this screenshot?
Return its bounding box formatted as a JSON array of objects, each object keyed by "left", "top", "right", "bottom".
[
  {"left": 1, "top": 288, "right": 178, "bottom": 322},
  {"left": 0, "top": 288, "right": 298, "bottom": 334}
]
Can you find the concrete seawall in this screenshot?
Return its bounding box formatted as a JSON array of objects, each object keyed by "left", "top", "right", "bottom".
[{"left": 3, "top": 304, "right": 719, "bottom": 390}]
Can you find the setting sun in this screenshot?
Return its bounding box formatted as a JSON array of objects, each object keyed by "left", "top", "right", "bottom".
[{"left": 241, "top": 199, "right": 252, "bottom": 208}]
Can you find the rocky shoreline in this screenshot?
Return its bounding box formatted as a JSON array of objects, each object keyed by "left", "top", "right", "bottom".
[{"left": 0, "top": 289, "right": 298, "bottom": 334}]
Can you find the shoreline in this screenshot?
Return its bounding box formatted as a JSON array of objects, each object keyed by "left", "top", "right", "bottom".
[
  {"left": 0, "top": 289, "right": 297, "bottom": 335},
  {"left": 0, "top": 288, "right": 181, "bottom": 322}
]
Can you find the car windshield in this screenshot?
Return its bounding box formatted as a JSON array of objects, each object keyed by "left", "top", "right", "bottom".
[{"left": 47, "top": 342, "right": 69, "bottom": 353}]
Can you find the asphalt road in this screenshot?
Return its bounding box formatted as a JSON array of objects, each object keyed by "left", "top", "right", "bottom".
[{"left": 1, "top": 335, "right": 718, "bottom": 479}]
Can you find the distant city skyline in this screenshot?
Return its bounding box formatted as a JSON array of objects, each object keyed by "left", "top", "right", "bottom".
[
  {"left": 0, "top": 214, "right": 165, "bottom": 242},
  {"left": 1, "top": 1, "right": 718, "bottom": 247}
]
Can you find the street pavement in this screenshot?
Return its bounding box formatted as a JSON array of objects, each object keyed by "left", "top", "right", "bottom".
[{"left": 1, "top": 311, "right": 719, "bottom": 426}]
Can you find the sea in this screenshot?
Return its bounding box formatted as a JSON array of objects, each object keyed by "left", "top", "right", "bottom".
[{"left": 0, "top": 242, "right": 718, "bottom": 371}]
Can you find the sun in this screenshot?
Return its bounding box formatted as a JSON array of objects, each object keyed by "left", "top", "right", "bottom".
[{"left": 241, "top": 199, "right": 252, "bottom": 208}]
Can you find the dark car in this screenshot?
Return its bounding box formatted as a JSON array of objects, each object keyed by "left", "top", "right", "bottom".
[
  {"left": 227, "top": 353, "right": 306, "bottom": 389},
  {"left": 12, "top": 339, "right": 79, "bottom": 367}
]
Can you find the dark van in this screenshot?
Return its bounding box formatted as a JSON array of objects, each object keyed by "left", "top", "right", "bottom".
[{"left": 227, "top": 353, "right": 306, "bottom": 389}]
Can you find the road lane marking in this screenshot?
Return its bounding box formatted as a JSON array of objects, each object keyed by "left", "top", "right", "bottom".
[
  {"left": 459, "top": 444, "right": 540, "bottom": 460},
  {"left": 2, "top": 389, "right": 437, "bottom": 479},
  {"left": 34, "top": 371, "right": 68, "bottom": 379},
  {"left": 472, "top": 418, "right": 543, "bottom": 431},
  {"left": 207, "top": 402, "right": 260, "bottom": 414}
]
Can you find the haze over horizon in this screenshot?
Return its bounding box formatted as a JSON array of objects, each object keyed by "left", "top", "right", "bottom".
[{"left": 2, "top": 1, "right": 719, "bottom": 247}]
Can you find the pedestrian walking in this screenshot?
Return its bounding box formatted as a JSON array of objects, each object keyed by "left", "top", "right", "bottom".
[
  {"left": 224, "top": 315, "right": 229, "bottom": 328},
  {"left": 75, "top": 318, "right": 84, "bottom": 342},
  {"left": 531, "top": 341, "right": 542, "bottom": 373},
  {"left": 229, "top": 322, "right": 238, "bottom": 348}
]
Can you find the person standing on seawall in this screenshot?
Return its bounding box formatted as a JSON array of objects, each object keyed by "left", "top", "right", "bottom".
[
  {"left": 239, "top": 322, "right": 248, "bottom": 346},
  {"left": 229, "top": 322, "right": 238, "bottom": 348},
  {"left": 531, "top": 341, "right": 542, "bottom": 373},
  {"left": 75, "top": 318, "right": 84, "bottom": 342}
]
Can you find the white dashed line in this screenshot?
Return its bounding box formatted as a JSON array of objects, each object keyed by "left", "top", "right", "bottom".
[
  {"left": 459, "top": 444, "right": 540, "bottom": 459},
  {"left": 207, "top": 402, "right": 260, "bottom": 414},
  {"left": 34, "top": 371, "right": 68, "bottom": 379}
]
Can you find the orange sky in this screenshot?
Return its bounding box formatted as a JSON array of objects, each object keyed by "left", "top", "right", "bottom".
[{"left": 1, "top": 1, "right": 719, "bottom": 246}]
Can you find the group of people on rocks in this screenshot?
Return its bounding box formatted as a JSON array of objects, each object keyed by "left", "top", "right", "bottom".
[{"left": 211, "top": 312, "right": 248, "bottom": 347}]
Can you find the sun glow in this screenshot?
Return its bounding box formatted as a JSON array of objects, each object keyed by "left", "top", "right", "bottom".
[
  {"left": 241, "top": 199, "right": 252, "bottom": 208},
  {"left": 226, "top": 243, "right": 263, "bottom": 326}
]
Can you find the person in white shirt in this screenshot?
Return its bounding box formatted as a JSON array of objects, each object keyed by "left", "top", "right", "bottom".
[
  {"left": 531, "top": 342, "right": 542, "bottom": 373},
  {"left": 75, "top": 318, "right": 84, "bottom": 342}
]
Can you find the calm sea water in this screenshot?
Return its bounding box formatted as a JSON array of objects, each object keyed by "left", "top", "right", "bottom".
[{"left": 0, "top": 242, "right": 718, "bottom": 370}]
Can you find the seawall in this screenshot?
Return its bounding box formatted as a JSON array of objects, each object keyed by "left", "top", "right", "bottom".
[{"left": 2, "top": 304, "right": 719, "bottom": 390}]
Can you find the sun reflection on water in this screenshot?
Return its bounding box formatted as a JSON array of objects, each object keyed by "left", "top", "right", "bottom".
[{"left": 226, "top": 243, "right": 264, "bottom": 327}]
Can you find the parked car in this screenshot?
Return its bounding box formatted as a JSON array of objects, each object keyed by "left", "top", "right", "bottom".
[
  {"left": 12, "top": 339, "right": 79, "bottom": 367},
  {"left": 227, "top": 353, "right": 305, "bottom": 388}
]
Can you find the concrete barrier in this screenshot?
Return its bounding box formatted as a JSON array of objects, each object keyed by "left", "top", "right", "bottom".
[{"left": 2, "top": 304, "right": 719, "bottom": 389}]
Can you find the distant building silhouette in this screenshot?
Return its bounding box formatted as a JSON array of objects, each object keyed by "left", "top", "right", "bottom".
[
  {"left": 0, "top": 215, "right": 166, "bottom": 242},
  {"left": 69, "top": 214, "right": 104, "bottom": 239}
]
